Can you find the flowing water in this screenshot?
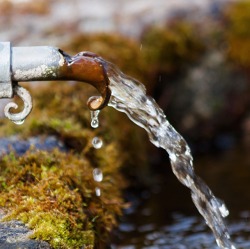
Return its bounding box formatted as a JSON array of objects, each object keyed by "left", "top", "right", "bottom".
[{"left": 94, "top": 58, "right": 236, "bottom": 249}]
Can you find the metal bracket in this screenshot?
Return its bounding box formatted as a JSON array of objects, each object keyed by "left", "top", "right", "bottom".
[
  {"left": 0, "top": 42, "right": 33, "bottom": 124},
  {"left": 4, "top": 83, "right": 33, "bottom": 125}
]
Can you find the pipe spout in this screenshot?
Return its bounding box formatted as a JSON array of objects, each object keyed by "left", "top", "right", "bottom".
[{"left": 0, "top": 42, "right": 111, "bottom": 124}]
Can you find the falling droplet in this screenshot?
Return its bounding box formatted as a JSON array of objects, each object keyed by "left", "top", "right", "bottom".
[
  {"left": 91, "top": 119, "right": 98, "bottom": 128},
  {"left": 93, "top": 168, "right": 103, "bottom": 197},
  {"left": 92, "top": 137, "right": 103, "bottom": 149},
  {"left": 90, "top": 110, "right": 100, "bottom": 128},
  {"left": 93, "top": 168, "right": 103, "bottom": 182},
  {"left": 95, "top": 187, "right": 101, "bottom": 197}
]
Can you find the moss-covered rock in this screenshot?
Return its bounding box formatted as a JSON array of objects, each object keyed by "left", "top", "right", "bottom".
[{"left": 0, "top": 148, "right": 125, "bottom": 249}]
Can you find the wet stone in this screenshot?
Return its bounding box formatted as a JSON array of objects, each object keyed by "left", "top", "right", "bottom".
[
  {"left": 0, "top": 212, "right": 51, "bottom": 249},
  {"left": 0, "top": 135, "right": 67, "bottom": 156}
]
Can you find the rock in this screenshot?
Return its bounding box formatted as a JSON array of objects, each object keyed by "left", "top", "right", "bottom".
[
  {"left": 0, "top": 135, "right": 67, "bottom": 156},
  {"left": 0, "top": 211, "right": 51, "bottom": 249}
]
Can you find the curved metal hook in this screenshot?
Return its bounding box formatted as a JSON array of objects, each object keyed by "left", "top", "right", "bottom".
[{"left": 4, "top": 84, "right": 33, "bottom": 125}]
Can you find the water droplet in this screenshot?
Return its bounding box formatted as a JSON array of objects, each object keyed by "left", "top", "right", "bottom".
[
  {"left": 93, "top": 168, "right": 103, "bottom": 182},
  {"left": 90, "top": 110, "right": 100, "bottom": 128},
  {"left": 95, "top": 187, "right": 101, "bottom": 197},
  {"left": 13, "top": 119, "right": 25, "bottom": 125},
  {"left": 91, "top": 119, "right": 98, "bottom": 128},
  {"left": 92, "top": 137, "right": 103, "bottom": 149}
]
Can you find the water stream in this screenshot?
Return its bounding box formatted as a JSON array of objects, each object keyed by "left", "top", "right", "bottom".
[{"left": 95, "top": 58, "right": 236, "bottom": 249}]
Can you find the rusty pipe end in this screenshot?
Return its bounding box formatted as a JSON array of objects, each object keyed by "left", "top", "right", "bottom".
[{"left": 60, "top": 51, "right": 111, "bottom": 111}]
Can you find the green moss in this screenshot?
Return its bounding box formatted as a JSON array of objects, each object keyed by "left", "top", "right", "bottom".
[
  {"left": 22, "top": 211, "right": 94, "bottom": 248},
  {"left": 0, "top": 148, "right": 125, "bottom": 249}
]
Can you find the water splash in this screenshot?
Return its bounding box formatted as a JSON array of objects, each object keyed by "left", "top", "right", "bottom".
[
  {"left": 99, "top": 59, "right": 236, "bottom": 249},
  {"left": 92, "top": 137, "right": 103, "bottom": 149},
  {"left": 90, "top": 110, "right": 100, "bottom": 128}
]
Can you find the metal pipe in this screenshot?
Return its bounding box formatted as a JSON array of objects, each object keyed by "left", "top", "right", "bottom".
[
  {"left": 0, "top": 42, "right": 111, "bottom": 124},
  {"left": 12, "top": 46, "right": 63, "bottom": 81},
  {"left": 0, "top": 42, "right": 12, "bottom": 98}
]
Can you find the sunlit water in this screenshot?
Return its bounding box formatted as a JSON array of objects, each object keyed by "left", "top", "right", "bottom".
[{"left": 94, "top": 58, "right": 236, "bottom": 249}]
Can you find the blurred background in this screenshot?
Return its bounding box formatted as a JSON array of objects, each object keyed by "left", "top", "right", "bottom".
[{"left": 1, "top": 0, "right": 250, "bottom": 248}]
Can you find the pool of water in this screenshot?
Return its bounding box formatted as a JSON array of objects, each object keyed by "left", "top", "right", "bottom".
[
  {"left": 112, "top": 190, "right": 250, "bottom": 249},
  {"left": 113, "top": 212, "right": 250, "bottom": 249},
  {"left": 112, "top": 147, "right": 250, "bottom": 249}
]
